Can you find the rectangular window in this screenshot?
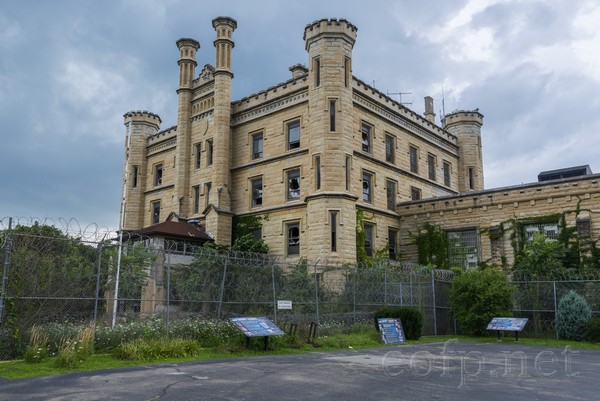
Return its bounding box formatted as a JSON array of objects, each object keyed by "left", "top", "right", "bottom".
[
  {"left": 287, "top": 169, "right": 300, "bottom": 201},
  {"left": 287, "top": 120, "right": 300, "bottom": 150},
  {"left": 362, "top": 172, "right": 373, "bottom": 203},
  {"left": 207, "top": 139, "right": 213, "bottom": 166},
  {"left": 252, "top": 227, "right": 262, "bottom": 241},
  {"left": 193, "top": 185, "right": 200, "bottom": 214},
  {"left": 468, "top": 167, "right": 474, "bottom": 190},
  {"left": 344, "top": 57, "right": 350, "bottom": 88},
  {"left": 132, "top": 165, "right": 139, "bottom": 188},
  {"left": 447, "top": 229, "right": 479, "bottom": 269},
  {"left": 314, "top": 57, "right": 321, "bottom": 87},
  {"left": 195, "top": 143, "right": 201, "bottom": 169},
  {"left": 345, "top": 155, "right": 351, "bottom": 191},
  {"left": 388, "top": 228, "right": 398, "bottom": 260},
  {"left": 154, "top": 163, "right": 163, "bottom": 186},
  {"left": 329, "top": 99, "right": 336, "bottom": 131},
  {"left": 151, "top": 201, "right": 160, "bottom": 224},
  {"left": 428, "top": 154, "right": 436, "bottom": 181},
  {"left": 287, "top": 222, "right": 300, "bottom": 255},
  {"left": 411, "top": 186, "right": 422, "bottom": 200},
  {"left": 361, "top": 123, "right": 371, "bottom": 153},
  {"left": 443, "top": 161, "right": 451, "bottom": 186},
  {"left": 330, "top": 211, "right": 338, "bottom": 253},
  {"left": 409, "top": 146, "right": 418, "bottom": 173},
  {"left": 385, "top": 135, "right": 395, "bottom": 163},
  {"left": 364, "top": 224, "right": 373, "bottom": 257},
  {"left": 252, "top": 132, "right": 263, "bottom": 159},
  {"left": 204, "top": 182, "right": 212, "bottom": 208},
  {"left": 386, "top": 179, "right": 397, "bottom": 211},
  {"left": 251, "top": 177, "right": 263, "bottom": 207},
  {"left": 315, "top": 155, "right": 321, "bottom": 190}
]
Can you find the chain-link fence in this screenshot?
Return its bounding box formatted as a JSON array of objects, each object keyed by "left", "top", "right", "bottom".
[
  {"left": 0, "top": 220, "right": 454, "bottom": 360},
  {"left": 511, "top": 272, "right": 600, "bottom": 338}
]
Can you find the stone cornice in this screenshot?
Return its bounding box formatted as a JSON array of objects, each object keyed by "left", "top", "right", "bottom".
[
  {"left": 231, "top": 149, "right": 309, "bottom": 172},
  {"left": 304, "top": 191, "right": 359, "bottom": 203},
  {"left": 144, "top": 184, "right": 175, "bottom": 195},
  {"left": 148, "top": 137, "right": 176, "bottom": 156},
  {"left": 231, "top": 89, "right": 308, "bottom": 126},
  {"left": 353, "top": 91, "right": 459, "bottom": 155}
]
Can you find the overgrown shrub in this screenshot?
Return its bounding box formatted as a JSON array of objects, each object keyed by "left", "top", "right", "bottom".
[
  {"left": 23, "top": 325, "right": 49, "bottom": 363},
  {"left": 114, "top": 338, "right": 201, "bottom": 360},
  {"left": 556, "top": 290, "right": 591, "bottom": 341},
  {"left": 449, "top": 269, "right": 514, "bottom": 336},
  {"left": 54, "top": 324, "right": 95, "bottom": 368},
  {"left": 585, "top": 317, "right": 600, "bottom": 343},
  {"left": 373, "top": 307, "right": 423, "bottom": 340}
]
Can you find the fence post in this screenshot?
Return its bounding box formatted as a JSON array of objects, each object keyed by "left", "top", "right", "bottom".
[
  {"left": 93, "top": 243, "right": 103, "bottom": 323},
  {"left": 166, "top": 250, "right": 171, "bottom": 337},
  {"left": 353, "top": 267, "right": 357, "bottom": 324},
  {"left": 313, "top": 262, "right": 319, "bottom": 335},
  {"left": 217, "top": 258, "right": 228, "bottom": 319},
  {"left": 271, "top": 263, "right": 277, "bottom": 323},
  {"left": 0, "top": 217, "right": 13, "bottom": 327},
  {"left": 431, "top": 270, "right": 437, "bottom": 336},
  {"left": 553, "top": 280, "right": 558, "bottom": 340},
  {"left": 384, "top": 264, "right": 388, "bottom": 306}
]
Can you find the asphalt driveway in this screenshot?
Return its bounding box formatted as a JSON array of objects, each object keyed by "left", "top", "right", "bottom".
[{"left": 1, "top": 340, "right": 598, "bottom": 401}]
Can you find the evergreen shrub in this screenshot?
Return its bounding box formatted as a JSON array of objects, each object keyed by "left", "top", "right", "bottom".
[
  {"left": 585, "top": 317, "right": 600, "bottom": 343},
  {"left": 556, "top": 290, "right": 591, "bottom": 341}
]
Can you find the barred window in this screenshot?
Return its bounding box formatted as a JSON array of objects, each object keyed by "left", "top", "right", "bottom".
[
  {"left": 447, "top": 229, "right": 479, "bottom": 269},
  {"left": 287, "top": 222, "right": 300, "bottom": 255},
  {"left": 523, "top": 222, "right": 559, "bottom": 242}
]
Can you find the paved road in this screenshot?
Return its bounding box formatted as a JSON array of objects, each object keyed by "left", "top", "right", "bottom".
[{"left": 1, "top": 341, "right": 598, "bottom": 401}]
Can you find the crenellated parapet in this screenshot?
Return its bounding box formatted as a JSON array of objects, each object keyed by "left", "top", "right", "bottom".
[
  {"left": 303, "top": 18, "right": 358, "bottom": 50},
  {"left": 123, "top": 110, "right": 162, "bottom": 131}
]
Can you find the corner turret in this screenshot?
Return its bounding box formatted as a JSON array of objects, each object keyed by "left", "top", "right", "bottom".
[{"left": 443, "top": 109, "right": 484, "bottom": 192}]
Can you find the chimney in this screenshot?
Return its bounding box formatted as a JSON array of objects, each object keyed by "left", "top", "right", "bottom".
[
  {"left": 289, "top": 64, "right": 308, "bottom": 79},
  {"left": 424, "top": 96, "right": 436, "bottom": 123}
]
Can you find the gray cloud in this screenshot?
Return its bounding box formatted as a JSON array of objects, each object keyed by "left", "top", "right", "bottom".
[{"left": 1, "top": 0, "right": 599, "bottom": 229}]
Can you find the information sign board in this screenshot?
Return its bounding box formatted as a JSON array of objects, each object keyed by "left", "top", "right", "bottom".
[
  {"left": 277, "top": 300, "right": 293, "bottom": 310},
  {"left": 486, "top": 317, "right": 528, "bottom": 331},
  {"left": 377, "top": 318, "right": 405, "bottom": 344},
  {"left": 229, "top": 317, "right": 284, "bottom": 337}
]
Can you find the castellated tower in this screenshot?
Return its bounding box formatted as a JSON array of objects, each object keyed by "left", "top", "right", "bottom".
[
  {"left": 205, "top": 16, "right": 237, "bottom": 245},
  {"left": 443, "top": 110, "right": 484, "bottom": 192},
  {"left": 174, "top": 38, "right": 200, "bottom": 216},
  {"left": 303, "top": 18, "right": 359, "bottom": 262},
  {"left": 121, "top": 111, "right": 162, "bottom": 230}
]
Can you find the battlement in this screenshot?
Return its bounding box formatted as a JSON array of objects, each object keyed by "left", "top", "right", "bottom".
[
  {"left": 443, "top": 109, "right": 484, "bottom": 128},
  {"left": 303, "top": 18, "right": 357, "bottom": 50},
  {"left": 123, "top": 110, "right": 162, "bottom": 129}
]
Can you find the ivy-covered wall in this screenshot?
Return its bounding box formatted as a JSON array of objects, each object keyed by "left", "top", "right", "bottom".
[{"left": 397, "top": 175, "right": 600, "bottom": 270}]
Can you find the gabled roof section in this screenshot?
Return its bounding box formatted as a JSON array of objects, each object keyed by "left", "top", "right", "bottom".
[{"left": 129, "top": 221, "right": 213, "bottom": 242}]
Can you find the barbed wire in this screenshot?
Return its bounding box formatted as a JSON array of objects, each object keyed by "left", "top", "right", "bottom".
[
  {"left": 511, "top": 269, "right": 600, "bottom": 282},
  {"left": 0, "top": 216, "right": 119, "bottom": 242}
]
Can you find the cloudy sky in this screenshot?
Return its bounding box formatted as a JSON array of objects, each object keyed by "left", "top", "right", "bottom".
[{"left": 1, "top": 0, "right": 599, "bottom": 231}]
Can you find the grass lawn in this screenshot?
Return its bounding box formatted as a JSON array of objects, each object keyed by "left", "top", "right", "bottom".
[{"left": 1, "top": 332, "right": 599, "bottom": 380}]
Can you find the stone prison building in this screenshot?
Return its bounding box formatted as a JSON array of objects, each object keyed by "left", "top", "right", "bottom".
[{"left": 120, "top": 16, "right": 600, "bottom": 269}]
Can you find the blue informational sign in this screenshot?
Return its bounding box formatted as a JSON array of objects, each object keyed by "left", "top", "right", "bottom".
[
  {"left": 487, "top": 317, "right": 528, "bottom": 331},
  {"left": 377, "top": 318, "right": 405, "bottom": 344},
  {"left": 229, "top": 317, "right": 285, "bottom": 337}
]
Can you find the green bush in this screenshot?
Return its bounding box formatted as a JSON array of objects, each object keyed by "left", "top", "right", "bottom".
[
  {"left": 585, "top": 317, "right": 600, "bottom": 343},
  {"left": 556, "top": 290, "right": 591, "bottom": 341},
  {"left": 373, "top": 307, "right": 423, "bottom": 340},
  {"left": 449, "top": 269, "right": 514, "bottom": 336}
]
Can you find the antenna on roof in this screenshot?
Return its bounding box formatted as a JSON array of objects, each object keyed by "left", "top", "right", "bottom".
[{"left": 386, "top": 91, "right": 413, "bottom": 106}]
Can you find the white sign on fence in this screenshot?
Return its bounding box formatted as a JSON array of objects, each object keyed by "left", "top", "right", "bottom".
[{"left": 277, "top": 300, "right": 293, "bottom": 310}]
